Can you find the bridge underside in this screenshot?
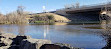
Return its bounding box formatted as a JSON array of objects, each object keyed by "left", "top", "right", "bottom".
[
  {"left": 66, "top": 8, "right": 101, "bottom": 14},
  {"left": 65, "top": 8, "right": 102, "bottom": 23}
]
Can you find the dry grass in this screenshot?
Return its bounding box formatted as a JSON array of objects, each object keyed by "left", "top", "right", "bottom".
[{"left": 37, "top": 13, "right": 70, "bottom": 22}]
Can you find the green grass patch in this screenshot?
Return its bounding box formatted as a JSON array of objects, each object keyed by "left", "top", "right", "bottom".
[
  {"left": 34, "top": 21, "right": 46, "bottom": 23},
  {"left": 84, "top": 27, "right": 103, "bottom": 29}
]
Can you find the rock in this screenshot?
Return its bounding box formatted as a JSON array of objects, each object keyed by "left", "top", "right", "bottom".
[
  {"left": 55, "top": 43, "right": 82, "bottom": 49},
  {"left": 54, "top": 43, "right": 71, "bottom": 48},
  {"left": 0, "top": 33, "right": 16, "bottom": 46},
  {"left": 40, "top": 44, "right": 61, "bottom": 49},
  {"left": 0, "top": 33, "right": 82, "bottom": 49},
  {"left": 19, "top": 38, "right": 51, "bottom": 49},
  {"left": 8, "top": 35, "right": 31, "bottom": 49},
  {"left": 0, "top": 38, "right": 13, "bottom": 46},
  {"left": 0, "top": 33, "right": 16, "bottom": 49},
  {"left": 12, "top": 35, "right": 31, "bottom": 45},
  {"left": 40, "top": 43, "right": 82, "bottom": 49},
  {"left": 0, "top": 46, "right": 10, "bottom": 49},
  {"left": 0, "top": 43, "right": 7, "bottom": 47},
  {"left": 0, "top": 33, "right": 16, "bottom": 39}
]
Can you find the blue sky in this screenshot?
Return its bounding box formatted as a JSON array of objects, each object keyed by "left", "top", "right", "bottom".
[{"left": 0, "top": 0, "right": 108, "bottom": 14}]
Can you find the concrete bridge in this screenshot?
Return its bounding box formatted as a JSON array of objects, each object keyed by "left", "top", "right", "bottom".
[
  {"left": 55, "top": 3, "right": 111, "bottom": 23},
  {"left": 65, "top": 3, "right": 111, "bottom": 14}
]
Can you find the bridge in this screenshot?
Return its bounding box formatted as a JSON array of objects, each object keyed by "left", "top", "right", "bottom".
[
  {"left": 55, "top": 3, "right": 111, "bottom": 23},
  {"left": 65, "top": 3, "right": 111, "bottom": 14}
]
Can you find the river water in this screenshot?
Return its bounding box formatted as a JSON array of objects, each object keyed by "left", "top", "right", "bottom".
[{"left": 0, "top": 24, "right": 109, "bottom": 49}]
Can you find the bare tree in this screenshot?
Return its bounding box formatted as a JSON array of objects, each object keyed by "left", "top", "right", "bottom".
[
  {"left": 0, "top": 13, "right": 7, "bottom": 24},
  {"left": 5, "top": 6, "right": 28, "bottom": 24},
  {"left": 17, "top": 6, "right": 25, "bottom": 16},
  {"left": 16, "top": 6, "right": 27, "bottom": 24},
  {"left": 75, "top": 2, "right": 80, "bottom": 8}
]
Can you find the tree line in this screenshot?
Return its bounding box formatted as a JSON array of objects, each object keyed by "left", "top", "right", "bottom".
[{"left": 0, "top": 6, "right": 29, "bottom": 24}]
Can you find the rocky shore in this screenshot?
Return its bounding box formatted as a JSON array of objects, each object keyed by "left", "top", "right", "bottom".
[{"left": 0, "top": 33, "right": 82, "bottom": 49}]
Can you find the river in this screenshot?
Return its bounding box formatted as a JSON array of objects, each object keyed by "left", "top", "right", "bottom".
[{"left": 0, "top": 24, "right": 109, "bottom": 49}]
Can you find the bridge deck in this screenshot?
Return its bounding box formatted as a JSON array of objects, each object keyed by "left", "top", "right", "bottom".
[{"left": 65, "top": 3, "right": 111, "bottom": 14}]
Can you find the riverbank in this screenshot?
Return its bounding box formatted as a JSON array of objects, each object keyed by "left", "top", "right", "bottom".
[
  {"left": 0, "top": 33, "right": 82, "bottom": 49},
  {"left": 28, "top": 13, "right": 70, "bottom": 24}
]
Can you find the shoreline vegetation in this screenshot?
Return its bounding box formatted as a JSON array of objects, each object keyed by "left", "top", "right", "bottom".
[
  {"left": 0, "top": 6, "right": 70, "bottom": 25},
  {"left": 30, "top": 15, "right": 55, "bottom": 24},
  {"left": 0, "top": 6, "right": 29, "bottom": 24},
  {"left": 29, "top": 13, "right": 70, "bottom": 25}
]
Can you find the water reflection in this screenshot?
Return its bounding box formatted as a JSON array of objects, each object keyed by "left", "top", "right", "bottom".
[
  {"left": 7, "top": 26, "right": 14, "bottom": 33},
  {"left": 0, "top": 24, "right": 27, "bottom": 35},
  {"left": 0, "top": 25, "right": 5, "bottom": 33},
  {"left": 43, "top": 25, "right": 49, "bottom": 39},
  {"left": 18, "top": 24, "right": 26, "bottom": 35}
]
